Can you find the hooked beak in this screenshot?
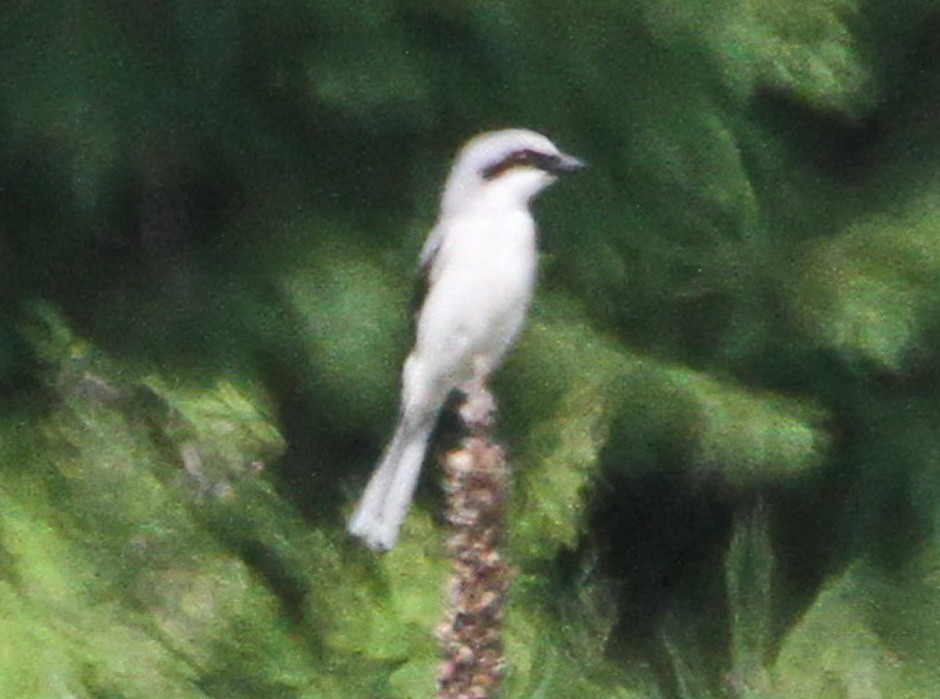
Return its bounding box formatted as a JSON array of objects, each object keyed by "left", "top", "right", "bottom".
[{"left": 549, "top": 152, "right": 587, "bottom": 175}]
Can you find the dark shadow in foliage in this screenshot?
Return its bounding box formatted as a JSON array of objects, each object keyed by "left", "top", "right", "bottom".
[
  {"left": 235, "top": 537, "right": 311, "bottom": 629},
  {"left": 758, "top": 349, "right": 940, "bottom": 644},
  {"left": 582, "top": 467, "right": 734, "bottom": 698},
  {"left": 751, "top": 86, "right": 884, "bottom": 182},
  {"left": 0, "top": 313, "right": 46, "bottom": 408},
  {"left": 256, "top": 334, "right": 378, "bottom": 528}
]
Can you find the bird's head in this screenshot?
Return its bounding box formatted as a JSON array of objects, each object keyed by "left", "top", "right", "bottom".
[{"left": 440, "top": 129, "right": 585, "bottom": 216}]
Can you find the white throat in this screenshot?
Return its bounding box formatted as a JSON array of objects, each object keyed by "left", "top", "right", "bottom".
[{"left": 441, "top": 168, "right": 554, "bottom": 220}]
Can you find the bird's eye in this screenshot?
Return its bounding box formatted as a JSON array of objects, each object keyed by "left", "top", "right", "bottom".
[{"left": 516, "top": 150, "right": 539, "bottom": 166}]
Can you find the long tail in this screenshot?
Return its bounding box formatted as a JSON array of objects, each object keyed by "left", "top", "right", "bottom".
[{"left": 347, "top": 411, "right": 436, "bottom": 551}]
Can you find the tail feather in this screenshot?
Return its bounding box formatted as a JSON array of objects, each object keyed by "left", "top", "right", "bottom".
[{"left": 348, "top": 416, "right": 435, "bottom": 551}]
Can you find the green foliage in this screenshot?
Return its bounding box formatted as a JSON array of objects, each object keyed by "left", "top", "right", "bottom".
[
  {"left": 771, "top": 548, "right": 940, "bottom": 699},
  {"left": 792, "top": 201, "right": 940, "bottom": 369},
  {"left": 3, "top": 1, "right": 940, "bottom": 697}
]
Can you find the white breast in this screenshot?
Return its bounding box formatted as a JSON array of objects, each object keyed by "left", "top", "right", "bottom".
[{"left": 415, "top": 209, "right": 537, "bottom": 382}]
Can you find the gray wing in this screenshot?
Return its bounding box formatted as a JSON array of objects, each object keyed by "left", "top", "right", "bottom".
[{"left": 410, "top": 226, "right": 443, "bottom": 316}]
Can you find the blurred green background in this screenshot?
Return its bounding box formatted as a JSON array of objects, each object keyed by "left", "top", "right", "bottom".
[{"left": 3, "top": 1, "right": 940, "bottom": 697}]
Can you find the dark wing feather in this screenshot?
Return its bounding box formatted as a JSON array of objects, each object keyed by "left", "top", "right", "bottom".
[{"left": 411, "top": 227, "right": 442, "bottom": 317}]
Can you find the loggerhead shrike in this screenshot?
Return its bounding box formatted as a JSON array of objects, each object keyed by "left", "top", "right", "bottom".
[{"left": 348, "top": 129, "right": 585, "bottom": 551}]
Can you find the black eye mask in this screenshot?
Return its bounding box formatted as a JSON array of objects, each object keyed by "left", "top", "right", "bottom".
[{"left": 481, "top": 148, "right": 563, "bottom": 180}]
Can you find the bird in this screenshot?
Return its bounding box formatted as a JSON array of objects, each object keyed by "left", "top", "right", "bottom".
[{"left": 348, "top": 129, "right": 585, "bottom": 551}]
